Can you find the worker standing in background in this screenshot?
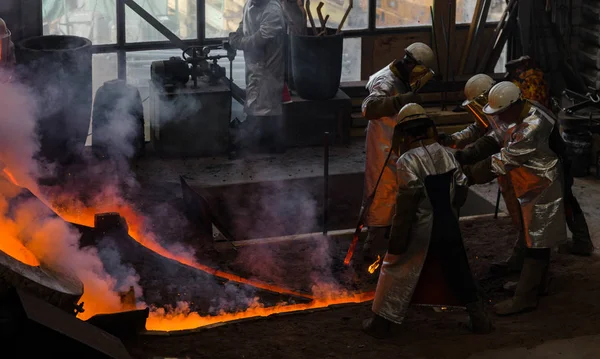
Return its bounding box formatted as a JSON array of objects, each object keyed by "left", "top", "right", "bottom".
[
  {"left": 360, "top": 42, "right": 435, "bottom": 263},
  {"left": 363, "top": 103, "right": 492, "bottom": 338},
  {"left": 0, "top": 18, "right": 16, "bottom": 68},
  {"left": 462, "top": 82, "right": 566, "bottom": 315},
  {"left": 229, "top": 0, "right": 286, "bottom": 157}
]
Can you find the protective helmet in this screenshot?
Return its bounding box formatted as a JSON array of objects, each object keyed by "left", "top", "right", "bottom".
[
  {"left": 462, "top": 74, "right": 495, "bottom": 107},
  {"left": 483, "top": 81, "right": 522, "bottom": 115},
  {"left": 405, "top": 42, "right": 435, "bottom": 70},
  {"left": 397, "top": 103, "right": 429, "bottom": 126}
]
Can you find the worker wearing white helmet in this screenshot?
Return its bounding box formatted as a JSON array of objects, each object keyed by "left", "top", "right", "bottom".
[
  {"left": 363, "top": 103, "right": 492, "bottom": 338},
  {"left": 442, "top": 74, "right": 526, "bottom": 276},
  {"left": 360, "top": 42, "right": 436, "bottom": 262},
  {"left": 0, "top": 18, "right": 16, "bottom": 67},
  {"left": 463, "top": 81, "right": 566, "bottom": 316},
  {"left": 440, "top": 74, "right": 497, "bottom": 149}
]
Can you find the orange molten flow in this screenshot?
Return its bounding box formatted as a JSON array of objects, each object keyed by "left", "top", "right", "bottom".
[
  {"left": 2, "top": 168, "right": 374, "bottom": 332},
  {"left": 0, "top": 170, "right": 40, "bottom": 266},
  {"left": 0, "top": 234, "right": 40, "bottom": 266}
]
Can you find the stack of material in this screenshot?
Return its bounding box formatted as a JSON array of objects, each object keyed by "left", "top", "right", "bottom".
[
  {"left": 340, "top": 81, "right": 483, "bottom": 138},
  {"left": 580, "top": 0, "right": 600, "bottom": 89}
]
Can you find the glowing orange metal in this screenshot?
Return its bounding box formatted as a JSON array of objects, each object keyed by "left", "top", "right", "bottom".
[{"left": 367, "top": 255, "right": 381, "bottom": 274}]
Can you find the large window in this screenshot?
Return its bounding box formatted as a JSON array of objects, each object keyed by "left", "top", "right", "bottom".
[
  {"left": 42, "top": 0, "right": 117, "bottom": 44},
  {"left": 125, "top": 0, "right": 197, "bottom": 42},
  {"left": 376, "top": 0, "right": 434, "bottom": 28},
  {"left": 456, "top": 0, "right": 507, "bottom": 24}
]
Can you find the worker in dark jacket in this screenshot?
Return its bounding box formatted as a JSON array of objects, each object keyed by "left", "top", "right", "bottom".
[
  {"left": 229, "top": 0, "right": 286, "bottom": 155},
  {"left": 363, "top": 103, "right": 492, "bottom": 338},
  {"left": 360, "top": 42, "right": 435, "bottom": 262}
]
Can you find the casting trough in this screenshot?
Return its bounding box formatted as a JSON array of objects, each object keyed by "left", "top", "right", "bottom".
[{"left": 181, "top": 171, "right": 496, "bottom": 241}]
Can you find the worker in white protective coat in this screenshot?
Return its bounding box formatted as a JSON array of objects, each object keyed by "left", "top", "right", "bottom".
[
  {"left": 463, "top": 82, "right": 567, "bottom": 315},
  {"left": 362, "top": 103, "right": 492, "bottom": 339},
  {"left": 229, "top": 0, "right": 286, "bottom": 155},
  {"left": 360, "top": 42, "right": 436, "bottom": 262}
]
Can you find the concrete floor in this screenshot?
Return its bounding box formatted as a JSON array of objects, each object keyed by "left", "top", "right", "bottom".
[{"left": 134, "top": 140, "right": 600, "bottom": 358}]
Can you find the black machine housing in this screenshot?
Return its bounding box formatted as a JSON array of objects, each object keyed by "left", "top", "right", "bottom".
[{"left": 150, "top": 41, "right": 236, "bottom": 90}]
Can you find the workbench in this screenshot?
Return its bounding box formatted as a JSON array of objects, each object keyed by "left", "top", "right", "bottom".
[{"left": 283, "top": 89, "right": 352, "bottom": 147}]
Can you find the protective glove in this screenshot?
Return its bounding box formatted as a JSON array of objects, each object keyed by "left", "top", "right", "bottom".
[
  {"left": 462, "top": 157, "right": 497, "bottom": 185},
  {"left": 229, "top": 32, "right": 242, "bottom": 49},
  {"left": 393, "top": 91, "right": 420, "bottom": 111},
  {"left": 438, "top": 133, "right": 454, "bottom": 147},
  {"left": 454, "top": 135, "right": 501, "bottom": 166}
]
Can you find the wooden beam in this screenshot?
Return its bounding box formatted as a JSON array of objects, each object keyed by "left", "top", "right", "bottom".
[
  {"left": 463, "top": 0, "right": 491, "bottom": 75},
  {"left": 459, "top": 0, "right": 483, "bottom": 75}
]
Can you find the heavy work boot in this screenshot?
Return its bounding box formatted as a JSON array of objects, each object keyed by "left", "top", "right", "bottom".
[
  {"left": 362, "top": 314, "right": 392, "bottom": 339},
  {"left": 489, "top": 232, "right": 526, "bottom": 276},
  {"left": 502, "top": 270, "right": 551, "bottom": 296},
  {"left": 465, "top": 298, "right": 494, "bottom": 334},
  {"left": 494, "top": 254, "right": 549, "bottom": 316}
]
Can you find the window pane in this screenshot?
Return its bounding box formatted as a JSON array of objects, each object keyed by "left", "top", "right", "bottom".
[
  {"left": 376, "top": 0, "right": 433, "bottom": 28},
  {"left": 88, "top": 53, "right": 118, "bottom": 146},
  {"left": 309, "top": 0, "right": 368, "bottom": 30},
  {"left": 494, "top": 43, "right": 507, "bottom": 73},
  {"left": 456, "top": 0, "right": 507, "bottom": 24},
  {"left": 342, "top": 37, "right": 361, "bottom": 81},
  {"left": 42, "top": 0, "right": 117, "bottom": 44},
  {"left": 125, "top": 0, "right": 197, "bottom": 43},
  {"left": 207, "top": 0, "right": 367, "bottom": 38}
]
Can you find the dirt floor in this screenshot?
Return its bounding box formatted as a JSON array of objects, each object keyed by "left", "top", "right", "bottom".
[{"left": 123, "top": 214, "right": 600, "bottom": 359}]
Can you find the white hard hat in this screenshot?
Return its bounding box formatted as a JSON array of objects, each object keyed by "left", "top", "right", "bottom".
[
  {"left": 483, "top": 81, "right": 522, "bottom": 115},
  {"left": 397, "top": 103, "right": 429, "bottom": 126},
  {"left": 462, "top": 74, "right": 495, "bottom": 107},
  {"left": 405, "top": 42, "right": 435, "bottom": 70}
]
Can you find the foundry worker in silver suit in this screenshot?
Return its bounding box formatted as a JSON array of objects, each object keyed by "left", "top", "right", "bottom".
[
  {"left": 455, "top": 76, "right": 593, "bottom": 275},
  {"left": 360, "top": 42, "right": 435, "bottom": 262},
  {"left": 362, "top": 103, "right": 492, "bottom": 339},
  {"left": 229, "top": 0, "right": 285, "bottom": 155},
  {"left": 442, "top": 74, "right": 527, "bottom": 277},
  {"left": 462, "top": 82, "right": 567, "bottom": 315}
]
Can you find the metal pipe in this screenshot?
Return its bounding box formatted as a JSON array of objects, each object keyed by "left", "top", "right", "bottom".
[
  {"left": 494, "top": 187, "right": 501, "bottom": 219},
  {"left": 323, "top": 132, "right": 329, "bottom": 235}
]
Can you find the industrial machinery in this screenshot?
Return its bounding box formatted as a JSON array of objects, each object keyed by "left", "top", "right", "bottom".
[
  {"left": 150, "top": 41, "right": 236, "bottom": 89},
  {"left": 149, "top": 41, "right": 236, "bottom": 157}
]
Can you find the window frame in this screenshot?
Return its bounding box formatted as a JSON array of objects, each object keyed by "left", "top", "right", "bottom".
[{"left": 41, "top": 0, "right": 506, "bottom": 80}]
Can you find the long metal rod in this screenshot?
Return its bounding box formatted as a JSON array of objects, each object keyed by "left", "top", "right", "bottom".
[
  {"left": 494, "top": 187, "right": 501, "bottom": 219},
  {"left": 323, "top": 132, "right": 330, "bottom": 235}
]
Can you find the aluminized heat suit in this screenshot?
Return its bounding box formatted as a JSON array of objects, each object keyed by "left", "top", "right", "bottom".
[
  {"left": 362, "top": 64, "right": 410, "bottom": 226},
  {"left": 232, "top": 0, "right": 285, "bottom": 117},
  {"left": 452, "top": 102, "right": 523, "bottom": 230},
  {"left": 491, "top": 106, "right": 566, "bottom": 249},
  {"left": 372, "top": 142, "right": 468, "bottom": 324}
]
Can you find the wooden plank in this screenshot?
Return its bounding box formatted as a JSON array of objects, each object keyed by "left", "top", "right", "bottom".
[
  {"left": 485, "top": 3, "right": 519, "bottom": 73},
  {"left": 459, "top": 0, "right": 483, "bottom": 75},
  {"left": 360, "top": 36, "right": 375, "bottom": 80},
  {"left": 463, "top": 0, "right": 491, "bottom": 74},
  {"left": 476, "top": 0, "right": 517, "bottom": 74}
]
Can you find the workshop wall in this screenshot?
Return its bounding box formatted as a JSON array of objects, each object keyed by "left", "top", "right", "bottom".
[{"left": 360, "top": 26, "right": 496, "bottom": 79}]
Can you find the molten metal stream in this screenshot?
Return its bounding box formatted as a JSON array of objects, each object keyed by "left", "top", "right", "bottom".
[{"left": 2, "top": 169, "right": 375, "bottom": 331}]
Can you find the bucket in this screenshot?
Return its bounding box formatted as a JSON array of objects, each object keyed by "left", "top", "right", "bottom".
[
  {"left": 562, "top": 129, "right": 592, "bottom": 177},
  {"left": 290, "top": 28, "right": 343, "bottom": 101},
  {"left": 16, "top": 35, "right": 93, "bottom": 168}
]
